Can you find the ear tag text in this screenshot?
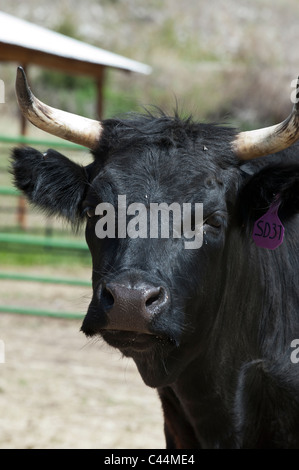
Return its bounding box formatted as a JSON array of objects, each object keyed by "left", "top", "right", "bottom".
[{"left": 252, "top": 196, "right": 285, "bottom": 250}]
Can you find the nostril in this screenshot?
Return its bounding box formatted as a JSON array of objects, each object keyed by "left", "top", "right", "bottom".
[
  {"left": 145, "top": 287, "right": 168, "bottom": 309},
  {"left": 100, "top": 283, "right": 115, "bottom": 311},
  {"left": 145, "top": 292, "right": 160, "bottom": 307}
]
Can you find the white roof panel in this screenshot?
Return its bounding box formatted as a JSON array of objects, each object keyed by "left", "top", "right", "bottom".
[{"left": 0, "top": 11, "right": 152, "bottom": 75}]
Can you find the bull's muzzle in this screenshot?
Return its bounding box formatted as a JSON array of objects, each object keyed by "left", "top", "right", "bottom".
[{"left": 99, "top": 281, "right": 169, "bottom": 334}]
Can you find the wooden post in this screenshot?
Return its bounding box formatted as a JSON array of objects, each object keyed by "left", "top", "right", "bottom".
[
  {"left": 17, "top": 64, "right": 28, "bottom": 231},
  {"left": 96, "top": 66, "right": 105, "bottom": 119}
]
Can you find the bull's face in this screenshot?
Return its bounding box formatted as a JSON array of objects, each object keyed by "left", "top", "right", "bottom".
[
  {"left": 12, "top": 68, "right": 299, "bottom": 387},
  {"left": 80, "top": 127, "right": 239, "bottom": 386},
  {"left": 12, "top": 118, "right": 240, "bottom": 387}
]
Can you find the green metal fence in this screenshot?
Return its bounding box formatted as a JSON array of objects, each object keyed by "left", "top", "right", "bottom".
[{"left": 0, "top": 135, "right": 91, "bottom": 319}]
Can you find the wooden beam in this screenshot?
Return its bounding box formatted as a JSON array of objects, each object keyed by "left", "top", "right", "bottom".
[
  {"left": 0, "top": 43, "right": 127, "bottom": 77},
  {"left": 96, "top": 66, "right": 105, "bottom": 119}
]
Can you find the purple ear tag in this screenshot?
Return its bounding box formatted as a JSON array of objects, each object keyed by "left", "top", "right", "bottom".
[{"left": 252, "top": 195, "right": 285, "bottom": 250}]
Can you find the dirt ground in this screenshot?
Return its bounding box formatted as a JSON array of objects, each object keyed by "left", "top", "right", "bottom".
[{"left": 0, "top": 270, "right": 165, "bottom": 449}]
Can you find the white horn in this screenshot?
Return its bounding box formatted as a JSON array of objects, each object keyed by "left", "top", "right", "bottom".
[
  {"left": 233, "top": 76, "right": 299, "bottom": 160},
  {"left": 15, "top": 67, "right": 103, "bottom": 150}
]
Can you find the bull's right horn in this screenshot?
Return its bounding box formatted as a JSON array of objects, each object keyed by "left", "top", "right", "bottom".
[
  {"left": 15, "top": 66, "right": 103, "bottom": 150},
  {"left": 233, "top": 76, "right": 299, "bottom": 160}
]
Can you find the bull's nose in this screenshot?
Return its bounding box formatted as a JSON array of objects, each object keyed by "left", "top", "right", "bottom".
[{"left": 100, "top": 281, "right": 169, "bottom": 333}]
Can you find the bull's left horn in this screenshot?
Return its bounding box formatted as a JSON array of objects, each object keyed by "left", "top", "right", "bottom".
[
  {"left": 233, "top": 77, "right": 299, "bottom": 160},
  {"left": 15, "top": 67, "right": 103, "bottom": 150}
]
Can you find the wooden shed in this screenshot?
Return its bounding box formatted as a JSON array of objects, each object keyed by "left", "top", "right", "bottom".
[{"left": 0, "top": 11, "right": 151, "bottom": 119}]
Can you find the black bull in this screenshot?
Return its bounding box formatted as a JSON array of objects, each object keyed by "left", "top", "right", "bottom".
[{"left": 12, "top": 112, "right": 299, "bottom": 449}]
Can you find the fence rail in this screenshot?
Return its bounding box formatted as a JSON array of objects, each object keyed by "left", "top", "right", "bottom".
[
  {"left": 0, "top": 232, "right": 88, "bottom": 250},
  {"left": 0, "top": 305, "right": 85, "bottom": 319},
  {"left": 0, "top": 271, "right": 91, "bottom": 319},
  {"left": 0, "top": 271, "right": 91, "bottom": 286},
  {"left": 0, "top": 134, "right": 85, "bottom": 150},
  {"left": 0, "top": 186, "right": 20, "bottom": 196}
]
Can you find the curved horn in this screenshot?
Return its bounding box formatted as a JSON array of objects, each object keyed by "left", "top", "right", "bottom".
[
  {"left": 233, "top": 77, "right": 299, "bottom": 160},
  {"left": 15, "top": 67, "right": 103, "bottom": 150}
]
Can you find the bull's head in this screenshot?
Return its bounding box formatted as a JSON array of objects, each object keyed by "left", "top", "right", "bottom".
[{"left": 12, "top": 67, "right": 299, "bottom": 388}]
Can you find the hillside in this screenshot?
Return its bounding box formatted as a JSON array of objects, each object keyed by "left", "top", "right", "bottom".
[{"left": 0, "top": 0, "right": 299, "bottom": 128}]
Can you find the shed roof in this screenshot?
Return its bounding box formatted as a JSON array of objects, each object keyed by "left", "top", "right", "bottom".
[{"left": 0, "top": 11, "right": 152, "bottom": 76}]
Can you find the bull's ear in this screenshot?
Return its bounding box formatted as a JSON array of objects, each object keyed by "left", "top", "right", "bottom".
[
  {"left": 238, "top": 163, "right": 299, "bottom": 223},
  {"left": 11, "top": 147, "right": 89, "bottom": 223}
]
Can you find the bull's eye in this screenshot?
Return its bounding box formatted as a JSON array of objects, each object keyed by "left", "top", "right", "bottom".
[
  {"left": 204, "top": 213, "right": 222, "bottom": 229},
  {"left": 87, "top": 208, "right": 95, "bottom": 218},
  {"left": 83, "top": 207, "right": 96, "bottom": 218}
]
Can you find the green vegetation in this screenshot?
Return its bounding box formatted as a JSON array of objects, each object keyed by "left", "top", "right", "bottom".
[
  {"left": 35, "top": 70, "right": 97, "bottom": 117},
  {"left": 0, "top": 244, "right": 91, "bottom": 268}
]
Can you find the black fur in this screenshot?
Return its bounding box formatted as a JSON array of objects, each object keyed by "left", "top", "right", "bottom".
[
  {"left": 11, "top": 112, "right": 299, "bottom": 448},
  {"left": 11, "top": 147, "right": 88, "bottom": 223}
]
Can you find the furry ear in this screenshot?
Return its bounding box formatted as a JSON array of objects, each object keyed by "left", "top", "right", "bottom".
[
  {"left": 238, "top": 163, "right": 299, "bottom": 225},
  {"left": 11, "top": 147, "right": 88, "bottom": 222}
]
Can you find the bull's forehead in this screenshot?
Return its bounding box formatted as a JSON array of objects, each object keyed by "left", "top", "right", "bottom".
[{"left": 89, "top": 145, "right": 230, "bottom": 206}]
